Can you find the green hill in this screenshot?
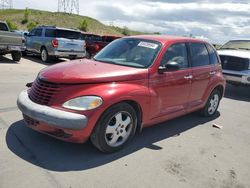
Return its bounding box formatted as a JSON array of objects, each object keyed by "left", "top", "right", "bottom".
[{"left": 0, "top": 9, "right": 146, "bottom": 36}]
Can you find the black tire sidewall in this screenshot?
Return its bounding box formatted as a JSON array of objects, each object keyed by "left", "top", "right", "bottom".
[
  {"left": 11, "top": 51, "right": 22, "bottom": 61},
  {"left": 203, "top": 90, "right": 221, "bottom": 117},
  {"left": 91, "top": 103, "right": 137, "bottom": 153}
]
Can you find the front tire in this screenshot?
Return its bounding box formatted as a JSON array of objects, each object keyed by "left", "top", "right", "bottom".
[
  {"left": 200, "top": 89, "right": 221, "bottom": 117},
  {"left": 11, "top": 51, "right": 22, "bottom": 62},
  {"left": 91, "top": 103, "right": 137, "bottom": 153}
]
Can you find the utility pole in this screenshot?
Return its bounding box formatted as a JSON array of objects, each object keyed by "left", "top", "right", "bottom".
[
  {"left": 58, "top": 0, "right": 79, "bottom": 15},
  {"left": 0, "top": 0, "right": 13, "bottom": 9}
]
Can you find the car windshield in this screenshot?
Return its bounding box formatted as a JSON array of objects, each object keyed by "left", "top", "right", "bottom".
[
  {"left": 94, "top": 38, "right": 161, "bottom": 68},
  {"left": 220, "top": 40, "right": 250, "bottom": 50}
]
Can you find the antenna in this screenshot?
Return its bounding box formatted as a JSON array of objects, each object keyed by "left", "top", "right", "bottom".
[
  {"left": 0, "top": 0, "right": 13, "bottom": 9},
  {"left": 58, "top": 0, "right": 79, "bottom": 15}
]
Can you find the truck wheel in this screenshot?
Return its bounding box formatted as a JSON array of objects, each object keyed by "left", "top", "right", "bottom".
[
  {"left": 91, "top": 103, "right": 137, "bottom": 153},
  {"left": 41, "top": 48, "right": 50, "bottom": 62},
  {"left": 11, "top": 51, "right": 22, "bottom": 62},
  {"left": 200, "top": 89, "right": 221, "bottom": 117}
]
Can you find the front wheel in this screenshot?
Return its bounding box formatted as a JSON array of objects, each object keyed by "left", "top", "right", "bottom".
[
  {"left": 11, "top": 51, "right": 22, "bottom": 62},
  {"left": 91, "top": 103, "right": 137, "bottom": 153},
  {"left": 200, "top": 89, "right": 221, "bottom": 117}
]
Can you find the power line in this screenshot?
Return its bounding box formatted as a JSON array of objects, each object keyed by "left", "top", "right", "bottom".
[
  {"left": 58, "top": 0, "right": 79, "bottom": 15},
  {"left": 0, "top": 0, "right": 13, "bottom": 9}
]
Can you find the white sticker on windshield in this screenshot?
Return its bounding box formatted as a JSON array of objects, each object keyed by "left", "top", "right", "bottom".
[{"left": 138, "top": 42, "right": 158, "bottom": 49}]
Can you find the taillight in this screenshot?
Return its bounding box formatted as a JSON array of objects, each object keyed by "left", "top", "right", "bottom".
[
  {"left": 95, "top": 44, "right": 100, "bottom": 51},
  {"left": 51, "top": 39, "right": 58, "bottom": 48}
]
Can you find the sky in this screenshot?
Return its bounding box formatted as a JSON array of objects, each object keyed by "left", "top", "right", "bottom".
[{"left": 13, "top": 0, "right": 250, "bottom": 44}]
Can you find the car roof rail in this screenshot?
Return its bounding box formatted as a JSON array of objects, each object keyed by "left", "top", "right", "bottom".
[{"left": 39, "top": 25, "right": 56, "bottom": 28}]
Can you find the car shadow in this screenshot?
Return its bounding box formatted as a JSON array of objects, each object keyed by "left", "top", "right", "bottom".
[
  {"left": 224, "top": 84, "right": 250, "bottom": 102},
  {"left": 0, "top": 55, "right": 18, "bottom": 64},
  {"left": 22, "top": 55, "right": 67, "bottom": 66},
  {"left": 6, "top": 112, "right": 220, "bottom": 172}
]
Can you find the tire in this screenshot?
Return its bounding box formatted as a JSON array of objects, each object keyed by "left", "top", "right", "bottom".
[
  {"left": 11, "top": 51, "right": 22, "bottom": 62},
  {"left": 41, "top": 48, "right": 50, "bottom": 63},
  {"left": 200, "top": 89, "right": 221, "bottom": 117},
  {"left": 86, "top": 51, "right": 91, "bottom": 59},
  {"left": 91, "top": 103, "right": 137, "bottom": 153}
]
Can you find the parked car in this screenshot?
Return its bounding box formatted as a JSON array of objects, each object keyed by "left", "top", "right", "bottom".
[
  {"left": 81, "top": 33, "right": 121, "bottom": 58},
  {"left": 81, "top": 33, "right": 105, "bottom": 58},
  {"left": 24, "top": 26, "right": 86, "bottom": 62},
  {"left": 0, "top": 21, "right": 24, "bottom": 61},
  {"left": 17, "top": 35, "right": 225, "bottom": 153},
  {"left": 217, "top": 40, "right": 250, "bottom": 86}
]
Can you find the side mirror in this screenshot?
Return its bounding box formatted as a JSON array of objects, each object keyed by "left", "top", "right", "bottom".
[
  {"left": 24, "top": 33, "right": 28, "bottom": 36},
  {"left": 158, "top": 61, "right": 180, "bottom": 74}
]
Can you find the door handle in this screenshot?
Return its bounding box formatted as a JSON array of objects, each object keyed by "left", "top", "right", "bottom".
[
  {"left": 184, "top": 75, "right": 193, "bottom": 80},
  {"left": 209, "top": 71, "right": 216, "bottom": 75}
]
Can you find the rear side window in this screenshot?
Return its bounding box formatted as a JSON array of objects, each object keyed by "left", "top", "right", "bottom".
[
  {"left": 189, "top": 43, "right": 210, "bottom": 67},
  {"left": 34, "top": 28, "right": 42, "bottom": 37},
  {"left": 45, "top": 29, "right": 55, "bottom": 37},
  {"left": 55, "top": 29, "right": 81, "bottom": 40},
  {"left": 161, "top": 43, "right": 188, "bottom": 69},
  {"left": 0, "top": 23, "right": 9, "bottom": 31},
  {"left": 206, "top": 44, "right": 220, "bottom": 64}
]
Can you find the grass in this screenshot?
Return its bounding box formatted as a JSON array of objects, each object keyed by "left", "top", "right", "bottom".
[{"left": 0, "top": 9, "right": 147, "bottom": 36}]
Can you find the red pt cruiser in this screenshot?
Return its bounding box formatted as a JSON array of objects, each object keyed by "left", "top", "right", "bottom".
[{"left": 17, "top": 35, "right": 225, "bottom": 153}]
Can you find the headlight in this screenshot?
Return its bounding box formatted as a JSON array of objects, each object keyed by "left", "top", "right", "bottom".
[{"left": 63, "top": 96, "right": 103, "bottom": 111}]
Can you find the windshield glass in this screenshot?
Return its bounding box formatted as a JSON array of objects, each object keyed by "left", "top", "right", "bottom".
[
  {"left": 94, "top": 38, "right": 161, "bottom": 68},
  {"left": 220, "top": 40, "right": 250, "bottom": 50}
]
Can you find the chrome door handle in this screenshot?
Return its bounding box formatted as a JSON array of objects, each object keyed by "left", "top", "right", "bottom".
[
  {"left": 209, "top": 71, "right": 216, "bottom": 75},
  {"left": 184, "top": 75, "right": 193, "bottom": 79}
]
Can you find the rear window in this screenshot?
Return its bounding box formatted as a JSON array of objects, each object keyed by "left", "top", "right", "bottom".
[
  {"left": 206, "top": 44, "right": 220, "bottom": 64},
  {"left": 55, "top": 29, "right": 81, "bottom": 40},
  {"left": 189, "top": 43, "right": 210, "bottom": 67},
  {"left": 45, "top": 29, "right": 55, "bottom": 37},
  {"left": 0, "top": 23, "right": 9, "bottom": 31}
]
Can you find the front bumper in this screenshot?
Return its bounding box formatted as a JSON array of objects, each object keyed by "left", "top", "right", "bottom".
[
  {"left": 50, "top": 50, "right": 86, "bottom": 58},
  {"left": 17, "top": 90, "right": 88, "bottom": 130},
  {"left": 223, "top": 69, "right": 250, "bottom": 85}
]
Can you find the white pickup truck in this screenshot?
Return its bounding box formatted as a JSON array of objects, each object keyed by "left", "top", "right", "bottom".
[
  {"left": 0, "top": 21, "right": 24, "bottom": 61},
  {"left": 217, "top": 40, "right": 250, "bottom": 86}
]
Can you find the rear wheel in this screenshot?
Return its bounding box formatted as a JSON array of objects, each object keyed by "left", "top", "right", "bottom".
[
  {"left": 11, "top": 51, "right": 22, "bottom": 62},
  {"left": 41, "top": 48, "right": 50, "bottom": 62},
  {"left": 91, "top": 103, "right": 137, "bottom": 153},
  {"left": 200, "top": 89, "right": 221, "bottom": 117}
]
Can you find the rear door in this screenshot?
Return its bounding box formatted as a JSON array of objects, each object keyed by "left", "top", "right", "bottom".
[
  {"left": 32, "top": 28, "right": 43, "bottom": 53},
  {"left": 188, "top": 42, "right": 213, "bottom": 109},
  {"left": 56, "top": 29, "right": 84, "bottom": 52}
]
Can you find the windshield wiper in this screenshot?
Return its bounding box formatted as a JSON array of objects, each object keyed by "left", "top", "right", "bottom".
[{"left": 220, "top": 47, "right": 237, "bottom": 50}]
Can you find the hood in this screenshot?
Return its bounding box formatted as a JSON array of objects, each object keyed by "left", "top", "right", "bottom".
[
  {"left": 217, "top": 49, "right": 250, "bottom": 59},
  {"left": 39, "top": 59, "right": 148, "bottom": 84}
]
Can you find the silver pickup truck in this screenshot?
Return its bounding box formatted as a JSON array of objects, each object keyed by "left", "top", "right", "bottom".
[
  {"left": 0, "top": 21, "right": 23, "bottom": 61},
  {"left": 24, "top": 26, "right": 86, "bottom": 62},
  {"left": 217, "top": 40, "right": 250, "bottom": 86}
]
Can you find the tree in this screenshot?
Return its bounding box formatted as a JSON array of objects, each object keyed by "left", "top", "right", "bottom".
[
  {"left": 79, "top": 20, "right": 88, "bottom": 32},
  {"left": 22, "top": 8, "right": 30, "bottom": 24},
  {"left": 122, "top": 26, "right": 129, "bottom": 36},
  {"left": 27, "top": 21, "right": 38, "bottom": 31},
  {"left": 6, "top": 20, "right": 18, "bottom": 30}
]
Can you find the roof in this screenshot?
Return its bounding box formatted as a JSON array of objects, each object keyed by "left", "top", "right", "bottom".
[
  {"left": 126, "top": 35, "right": 208, "bottom": 45},
  {"left": 37, "top": 25, "right": 81, "bottom": 32}
]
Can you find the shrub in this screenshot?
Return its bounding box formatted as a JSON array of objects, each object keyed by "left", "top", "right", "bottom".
[
  {"left": 79, "top": 19, "right": 88, "bottom": 32},
  {"left": 21, "top": 8, "right": 30, "bottom": 24},
  {"left": 122, "top": 26, "right": 129, "bottom": 36},
  {"left": 6, "top": 20, "right": 18, "bottom": 30},
  {"left": 27, "top": 21, "right": 38, "bottom": 31}
]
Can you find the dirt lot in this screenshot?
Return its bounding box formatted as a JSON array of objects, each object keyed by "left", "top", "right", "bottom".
[{"left": 0, "top": 55, "right": 250, "bottom": 188}]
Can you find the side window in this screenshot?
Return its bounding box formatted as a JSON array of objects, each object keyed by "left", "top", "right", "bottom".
[
  {"left": 29, "top": 29, "right": 36, "bottom": 36},
  {"left": 206, "top": 44, "right": 220, "bottom": 64},
  {"left": 45, "top": 29, "right": 55, "bottom": 37},
  {"left": 161, "top": 43, "right": 188, "bottom": 69},
  {"left": 34, "top": 28, "right": 42, "bottom": 37},
  {"left": 189, "top": 43, "right": 210, "bottom": 67}
]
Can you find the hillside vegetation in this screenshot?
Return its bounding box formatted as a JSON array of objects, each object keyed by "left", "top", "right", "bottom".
[{"left": 0, "top": 9, "right": 146, "bottom": 36}]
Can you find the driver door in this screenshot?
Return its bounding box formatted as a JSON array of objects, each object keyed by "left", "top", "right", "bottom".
[{"left": 150, "top": 43, "right": 193, "bottom": 118}]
